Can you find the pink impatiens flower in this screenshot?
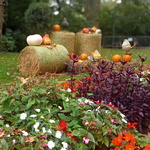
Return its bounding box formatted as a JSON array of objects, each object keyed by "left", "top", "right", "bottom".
[{"left": 82, "top": 137, "right": 90, "bottom": 144}]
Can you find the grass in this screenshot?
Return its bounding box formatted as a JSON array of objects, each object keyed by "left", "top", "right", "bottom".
[{"left": 0, "top": 48, "right": 150, "bottom": 85}]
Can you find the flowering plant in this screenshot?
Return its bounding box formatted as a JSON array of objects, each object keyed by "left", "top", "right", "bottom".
[{"left": 0, "top": 53, "right": 150, "bottom": 149}]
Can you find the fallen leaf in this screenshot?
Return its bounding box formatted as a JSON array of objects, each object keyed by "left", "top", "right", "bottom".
[{"left": 6, "top": 72, "right": 10, "bottom": 75}]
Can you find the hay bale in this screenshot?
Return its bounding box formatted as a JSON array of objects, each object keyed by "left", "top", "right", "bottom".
[
  {"left": 18, "top": 44, "right": 69, "bottom": 76},
  {"left": 74, "top": 32, "right": 102, "bottom": 56},
  {"left": 50, "top": 31, "right": 75, "bottom": 54}
]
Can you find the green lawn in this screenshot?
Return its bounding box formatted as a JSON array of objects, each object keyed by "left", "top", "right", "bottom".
[{"left": 0, "top": 48, "right": 150, "bottom": 85}]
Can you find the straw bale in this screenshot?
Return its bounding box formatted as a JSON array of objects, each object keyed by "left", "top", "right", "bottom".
[
  {"left": 18, "top": 44, "right": 69, "bottom": 76},
  {"left": 75, "top": 32, "right": 102, "bottom": 56},
  {"left": 50, "top": 31, "right": 75, "bottom": 54}
]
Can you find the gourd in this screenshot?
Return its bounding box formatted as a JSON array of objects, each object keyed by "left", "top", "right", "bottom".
[
  {"left": 112, "top": 54, "right": 121, "bottom": 62},
  {"left": 80, "top": 53, "right": 88, "bottom": 60},
  {"left": 42, "top": 34, "right": 51, "bottom": 45},
  {"left": 26, "top": 34, "right": 42, "bottom": 46}
]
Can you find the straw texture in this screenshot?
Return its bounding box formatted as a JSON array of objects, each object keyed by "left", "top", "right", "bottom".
[
  {"left": 75, "top": 33, "right": 102, "bottom": 56},
  {"left": 50, "top": 31, "right": 75, "bottom": 54},
  {"left": 18, "top": 44, "right": 69, "bottom": 76}
]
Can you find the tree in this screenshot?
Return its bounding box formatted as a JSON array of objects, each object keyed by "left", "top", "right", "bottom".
[{"left": 83, "top": 0, "right": 101, "bottom": 27}]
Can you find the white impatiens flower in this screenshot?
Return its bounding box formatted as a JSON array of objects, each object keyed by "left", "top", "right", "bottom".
[
  {"left": 30, "top": 114, "right": 37, "bottom": 118},
  {"left": 58, "top": 106, "right": 62, "bottom": 110},
  {"left": 49, "top": 120, "right": 55, "bottom": 123},
  {"left": 60, "top": 148, "right": 67, "bottom": 150},
  {"left": 33, "top": 122, "right": 40, "bottom": 132},
  {"left": 48, "top": 141, "right": 55, "bottom": 149},
  {"left": 120, "top": 113, "right": 127, "bottom": 123},
  {"left": 47, "top": 129, "right": 52, "bottom": 134},
  {"left": 84, "top": 99, "right": 94, "bottom": 105},
  {"left": 40, "top": 116, "right": 44, "bottom": 119},
  {"left": 122, "top": 39, "right": 131, "bottom": 51},
  {"left": 62, "top": 142, "right": 68, "bottom": 149},
  {"left": 67, "top": 88, "right": 71, "bottom": 92},
  {"left": 5, "top": 124, "right": 10, "bottom": 128},
  {"left": 20, "top": 113, "right": 27, "bottom": 120},
  {"left": 55, "top": 131, "right": 62, "bottom": 139},
  {"left": 22, "top": 131, "right": 28, "bottom": 136},
  {"left": 35, "top": 109, "right": 40, "bottom": 112},
  {"left": 66, "top": 97, "right": 69, "bottom": 102},
  {"left": 42, "top": 127, "right": 46, "bottom": 134}
]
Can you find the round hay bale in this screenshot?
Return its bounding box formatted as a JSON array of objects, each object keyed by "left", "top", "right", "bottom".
[
  {"left": 18, "top": 44, "right": 69, "bottom": 76},
  {"left": 50, "top": 31, "right": 75, "bottom": 54},
  {"left": 74, "top": 32, "right": 102, "bottom": 56}
]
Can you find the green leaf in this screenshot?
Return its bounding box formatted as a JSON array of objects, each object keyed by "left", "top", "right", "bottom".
[
  {"left": 27, "top": 98, "right": 35, "bottom": 109},
  {"left": 58, "top": 113, "right": 71, "bottom": 121},
  {"left": 87, "top": 132, "right": 96, "bottom": 143},
  {"left": 102, "top": 136, "right": 109, "bottom": 147},
  {"left": 1, "top": 139, "right": 9, "bottom": 150},
  {"left": 36, "top": 89, "right": 47, "bottom": 94},
  {"left": 2, "top": 98, "right": 11, "bottom": 111},
  {"left": 68, "top": 120, "right": 78, "bottom": 126}
]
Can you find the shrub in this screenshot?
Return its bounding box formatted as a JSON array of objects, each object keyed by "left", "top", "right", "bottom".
[
  {"left": 24, "top": 2, "right": 52, "bottom": 35},
  {"left": 0, "top": 29, "right": 16, "bottom": 52},
  {"left": 65, "top": 54, "right": 150, "bottom": 134}
]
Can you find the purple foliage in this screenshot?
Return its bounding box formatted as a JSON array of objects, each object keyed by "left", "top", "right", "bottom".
[{"left": 68, "top": 56, "right": 150, "bottom": 134}]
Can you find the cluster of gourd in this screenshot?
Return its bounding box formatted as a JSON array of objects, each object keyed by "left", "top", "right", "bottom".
[
  {"left": 26, "top": 24, "right": 61, "bottom": 46},
  {"left": 78, "top": 50, "right": 101, "bottom": 63},
  {"left": 82, "top": 26, "right": 101, "bottom": 34},
  {"left": 112, "top": 39, "right": 133, "bottom": 62}
]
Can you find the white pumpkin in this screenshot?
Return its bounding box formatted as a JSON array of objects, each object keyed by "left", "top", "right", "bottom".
[{"left": 26, "top": 34, "right": 42, "bottom": 46}]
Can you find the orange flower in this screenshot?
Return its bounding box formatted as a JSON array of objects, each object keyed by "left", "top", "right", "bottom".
[
  {"left": 112, "top": 134, "right": 123, "bottom": 146},
  {"left": 125, "top": 144, "right": 134, "bottom": 150},
  {"left": 114, "top": 148, "right": 121, "bottom": 150},
  {"left": 144, "top": 144, "right": 150, "bottom": 150},
  {"left": 127, "top": 122, "right": 138, "bottom": 129},
  {"left": 123, "top": 133, "right": 133, "bottom": 142}
]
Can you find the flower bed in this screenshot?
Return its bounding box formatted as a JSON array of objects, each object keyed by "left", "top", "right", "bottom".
[{"left": 0, "top": 53, "right": 150, "bottom": 149}]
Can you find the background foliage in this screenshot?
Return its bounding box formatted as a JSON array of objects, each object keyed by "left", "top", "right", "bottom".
[{"left": 1, "top": 0, "right": 150, "bottom": 52}]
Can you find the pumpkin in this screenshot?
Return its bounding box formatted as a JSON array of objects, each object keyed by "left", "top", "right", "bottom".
[
  {"left": 122, "top": 54, "right": 132, "bottom": 62},
  {"left": 91, "top": 26, "right": 97, "bottom": 32},
  {"left": 82, "top": 28, "right": 89, "bottom": 34},
  {"left": 112, "top": 54, "right": 121, "bottom": 62},
  {"left": 26, "top": 34, "right": 42, "bottom": 46},
  {"left": 53, "top": 24, "right": 61, "bottom": 31},
  {"left": 42, "top": 34, "right": 51, "bottom": 45},
  {"left": 80, "top": 53, "right": 88, "bottom": 60}
]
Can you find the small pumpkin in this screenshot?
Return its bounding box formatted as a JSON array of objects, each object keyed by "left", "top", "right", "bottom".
[
  {"left": 42, "top": 34, "right": 51, "bottom": 45},
  {"left": 122, "top": 54, "right": 132, "bottom": 62},
  {"left": 53, "top": 24, "right": 61, "bottom": 31},
  {"left": 91, "top": 26, "right": 97, "bottom": 32},
  {"left": 80, "top": 53, "right": 88, "bottom": 60},
  {"left": 26, "top": 34, "right": 42, "bottom": 46},
  {"left": 82, "top": 28, "right": 89, "bottom": 34},
  {"left": 112, "top": 54, "right": 121, "bottom": 62}
]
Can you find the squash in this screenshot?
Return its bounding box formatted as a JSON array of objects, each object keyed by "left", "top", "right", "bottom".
[
  {"left": 26, "top": 34, "right": 42, "bottom": 46},
  {"left": 42, "top": 34, "right": 51, "bottom": 45},
  {"left": 80, "top": 53, "right": 88, "bottom": 60},
  {"left": 112, "top": 54, "right": 121, "bottom": 62}
]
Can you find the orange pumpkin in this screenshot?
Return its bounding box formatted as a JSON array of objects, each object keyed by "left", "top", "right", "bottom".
[
  {"left": 80, "top": 53, "right": 88, "bottom": 60},
  {"left": 92, "top": 26, "right": 97, "bottom": 32},
  {"left": 90, "top": 52, "right": 95, "bottom": 57},
  {"left": 112, "top": 54, "right": 121, "bottom": 62},
  {"left": 53, "top": 24, "right": 61, "bottom": 31},
  {"left": 42, "top": 34, "right": 51, "bottom": 45},
  {"left": 122, "top": 54, "right": 132, "bottom": 62}
]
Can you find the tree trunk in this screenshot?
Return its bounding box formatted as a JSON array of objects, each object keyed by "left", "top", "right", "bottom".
[
  {"left": 0, "top": 0, "right": 4, "bottom": 35},
  {"left": 83, "top": 0, "right": 100, "bottom": 28}
]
